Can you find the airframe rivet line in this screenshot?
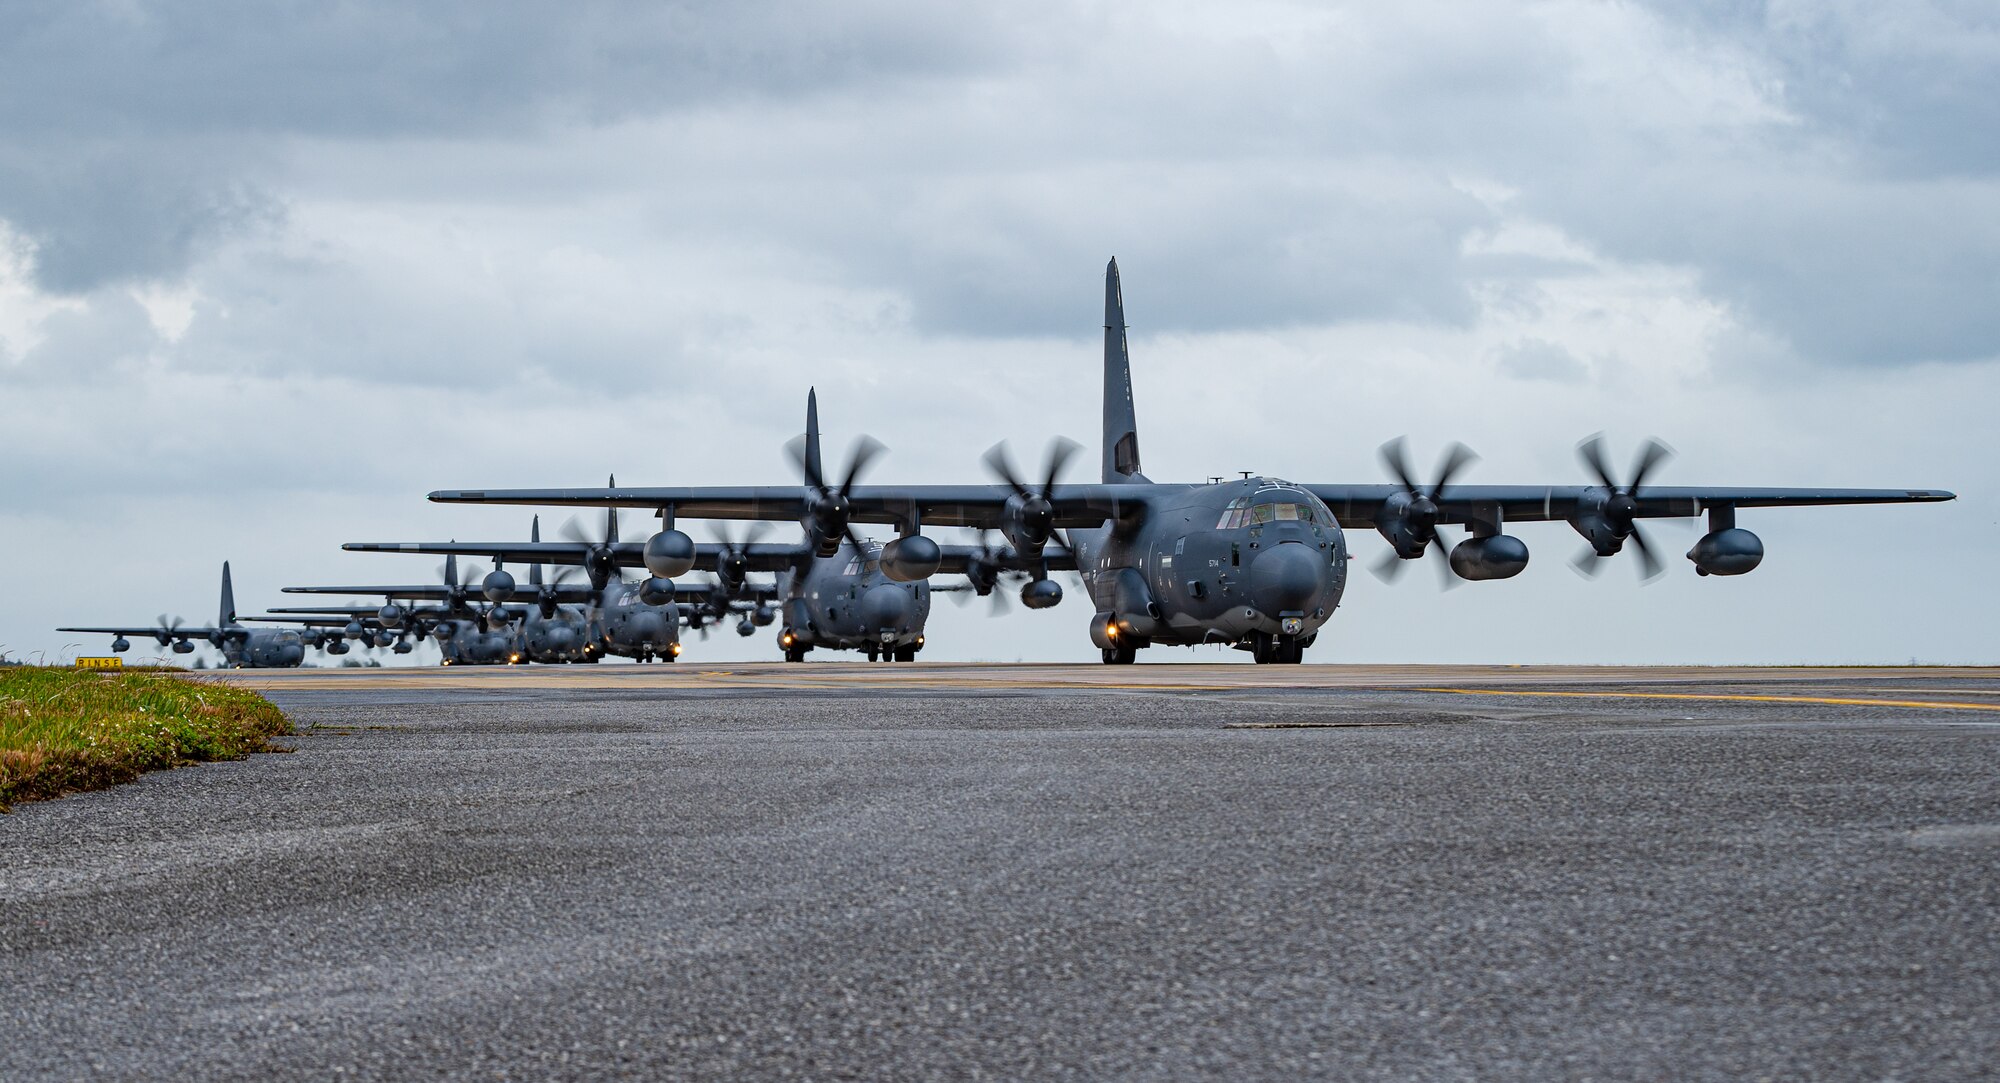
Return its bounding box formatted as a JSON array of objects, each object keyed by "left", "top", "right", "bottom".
[{"left": 1412, "top": 688, "right": 2000, "bottom": 713}]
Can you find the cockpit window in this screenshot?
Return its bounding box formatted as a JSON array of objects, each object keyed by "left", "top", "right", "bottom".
[{"left": 1224, "top": 499, "right": 1320, "bottom": 527}]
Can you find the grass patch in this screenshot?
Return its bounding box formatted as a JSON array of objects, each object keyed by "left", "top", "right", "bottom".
[{"left": 0, "top": 666, "right": 291, "bottom": 811}]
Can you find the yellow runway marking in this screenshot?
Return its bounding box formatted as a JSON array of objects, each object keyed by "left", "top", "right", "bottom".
[
  {"left": 1208, "top": 727, "right": 1416, "bottom": 735},
  {"left": 1415, "top": 688, "right": 2000, "bottom": 714}
]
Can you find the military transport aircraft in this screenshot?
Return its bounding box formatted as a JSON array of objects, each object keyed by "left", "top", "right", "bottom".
[
  {"left": 282, "top": 553, "right": 535, "bottom": 665},
  {"left": 239, "top": 608, "right": 421, "bottom": 656},
  {"left": 59, "top": 562, "right": 312, "bottom": 668},
  {"left": 367, "top": 405, "right": 1059, "bottom": 661},
  {"left": 320, "top": 511, "right": 701, "bottom": 663},
  {"left": 429, "top": 259, "right": 1955, "bottom": 664}
]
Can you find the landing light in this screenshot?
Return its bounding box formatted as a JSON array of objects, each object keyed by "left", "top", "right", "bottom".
[{"left": 671, "top": 643, "right": 683, "bottom": 656}]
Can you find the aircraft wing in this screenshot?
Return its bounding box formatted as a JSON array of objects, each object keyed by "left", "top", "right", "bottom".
[
  {"left": 341, "top": 539, "right": 813, "bottom": 573},
  {"left": 58, "top": 624, "right": 230, "bottom": 639},
  {"left": 239, "top": 615, "right": 378, "bottom": 629},
  {"left": 933, "top": 543, "right": 1079, "bottom": 574},
  {"left": 281, "top": 585, "right": 472, "bottom": 600},
  {"left": 1305, "top": 484, "right": 1957, "bottom": 529},
  {"left": 428, "top": 484, "right": 1154, "bottom": 530},
  {"left": 341, "top": 541, "right": 640, "bottom": 564},
  {"left": 263, "top": 604, "right": 457, "bottom": 619}
]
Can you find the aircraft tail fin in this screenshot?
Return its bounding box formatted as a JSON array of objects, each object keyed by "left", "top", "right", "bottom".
[
  {"left": 606, "top": 475, "right": 618, "bottom": 544},
  {"left": 219, "top": 561, "right": 237, "bottom": 627},
  {"left": 805, "top": 388, "right": 823, "bottom": 488},
  {"left": 1102, "top": 258, "right": 1147, "bottom": 483},
  {"left": 530, "top": 516, "right": 543, "bottom": 588}
]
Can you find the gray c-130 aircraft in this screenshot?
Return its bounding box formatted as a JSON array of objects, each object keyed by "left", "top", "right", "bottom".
[
  {"left": 430, "top": 259, "right": 1955, "bottom": 664},
  {"left": 59, "top": 562, "right": 310, "bottom": 667},
  {"left": 346, "top": 445, "right": 989, "bottom": 661}
]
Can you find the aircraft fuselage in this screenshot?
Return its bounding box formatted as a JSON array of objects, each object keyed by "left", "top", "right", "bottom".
[
  {"left": 780, "top": 540, "right": 932, "bottom": 659},
  {"left": 1074, "top": 477, "right": 1346, "bottom": 661}
]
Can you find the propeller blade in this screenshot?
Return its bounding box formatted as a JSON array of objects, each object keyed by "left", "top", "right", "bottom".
[
  {"left": 1628, "top": 438, "right": 1675, "bottom": 494},
  {"left": 1577, "top": 433, "right": 1618, "bottom": 491},
  {"left": 1378, "top": 437, "right": 1419, "bottom": 494},
  {"left": 1432, "top": 443, "right": 1479, "bottom": 500},
  {"left": 983, "top": 441, "right": 1030, "bottom": 498},
  {"left": 1370, "top": 549, "right": 1409, "bottom": 584},
  {"left": 838, "top": 435, "right": 885, "bottom": 497},
  {"left": 1629, "top": 525, "right": 1665, "bottom": 581},
  {"left": 784, "top": 434, "right": 825, "bottom": 493},
  {"left": 1041, "top": 437, "right": 1081, "bottom": 497},
  {"left": 1428, "top": 533, "right": 1460, "bottom": 591},
  {"left": 1570, "top": 545, "right": 1606, "bottom": 579}
]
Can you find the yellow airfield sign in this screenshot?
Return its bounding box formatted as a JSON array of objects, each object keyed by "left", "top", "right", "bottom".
[{"left": 74, "top": 656, "right": 124, "bottom": 670}]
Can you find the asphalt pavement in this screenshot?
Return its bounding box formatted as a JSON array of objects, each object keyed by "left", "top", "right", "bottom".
[{"left": 4, "top": 665, "right": 1997, "bottom": 1080}]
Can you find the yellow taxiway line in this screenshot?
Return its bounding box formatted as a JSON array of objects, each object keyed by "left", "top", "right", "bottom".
[{"left": 1415, "top": 688, "right": 2000, "bottom": 714}]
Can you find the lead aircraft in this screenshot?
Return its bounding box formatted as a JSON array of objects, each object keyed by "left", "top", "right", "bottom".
[{"left": 430, "top": 259, "right": 1955, "bottom": 664}]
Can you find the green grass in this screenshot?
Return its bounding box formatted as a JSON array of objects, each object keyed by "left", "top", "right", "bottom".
[{"left": 0, "top": 666, "right": 291, "bottom": 811}]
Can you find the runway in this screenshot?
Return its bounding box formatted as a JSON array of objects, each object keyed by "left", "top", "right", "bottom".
[{"left": 5, "top": 665, "right": 1998, "bottom": 1079}]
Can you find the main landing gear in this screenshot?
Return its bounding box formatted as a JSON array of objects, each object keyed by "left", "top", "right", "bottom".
[{"left": 1101, "top": 644, "right": 1138, "bottom": 665}]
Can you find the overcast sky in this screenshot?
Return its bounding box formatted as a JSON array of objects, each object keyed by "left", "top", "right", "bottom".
[{"left": 3, "top": 0, "right": 1994, "bottom": 666}]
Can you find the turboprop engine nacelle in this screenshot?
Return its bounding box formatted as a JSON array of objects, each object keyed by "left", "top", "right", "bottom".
[
  {"left": 880, "top": 535, "right": 942, "bottom": 582},
  {"left": 1688, "top": 528, "right": 1763, "bottom": 576},
  {"left": 1449, "top": 535, "right": 1530, "bottom": 581},
  {"left": 644, "top": 529, "right": 696, "bottom": 579}
]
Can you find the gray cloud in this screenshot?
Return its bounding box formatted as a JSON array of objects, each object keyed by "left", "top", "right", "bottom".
[
  {"left": 0, "top": 0, "right": 1028, "bottom": 292},
  {"left": 1492, "top": 338, "right": 1587, "bottom": 382}
]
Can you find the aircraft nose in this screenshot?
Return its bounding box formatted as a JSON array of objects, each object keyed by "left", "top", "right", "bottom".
[
  {"left": 860, "top": 584, "right": 912, "bottom": 632},
  {"left": 1250, "top": 540, "right": 1326, "bottom": 614}
]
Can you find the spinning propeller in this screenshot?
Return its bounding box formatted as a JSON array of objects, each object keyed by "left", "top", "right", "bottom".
[
  {"left": 559, "top": 490, "right": 628, "bottom": 589},
  {"left": 983, "top": 437, "right": 1081, "bottom": 554},
  {"left": 788, "top": 434, "right": 884, "bottom": 557},
  {"left": 1372, "top": 437, "right": 1479, "bottom": 589},
  {"left": 1572, "top": 435, "right": 1674, "bottom": 581},
  {"left": 710, "top": 521, "right": 773, "bottom": 586},
  {"left": 153, "top": 614, "right": 187, "bottom": 647}
]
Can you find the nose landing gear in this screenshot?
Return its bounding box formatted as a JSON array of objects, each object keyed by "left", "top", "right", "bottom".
[{"left": 1249, "top": 632, "right": 1305, "bottom": 665}]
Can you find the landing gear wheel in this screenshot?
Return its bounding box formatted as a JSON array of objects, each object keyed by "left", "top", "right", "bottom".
[
  {"left": 783, "top": 643, "right": 807, "bottom": 663},
  {"left": 1101, "top": 644, "right": 1138, "bottom": 665},
  {"left": 867, "top": 646, "right": 880, "bottom": 662},
  {"left": 1250, "top": 634, "right": 1304, "bottom": 664},
  {"left": 895, "top": 646, "right": 917, "bottom": 662}
]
